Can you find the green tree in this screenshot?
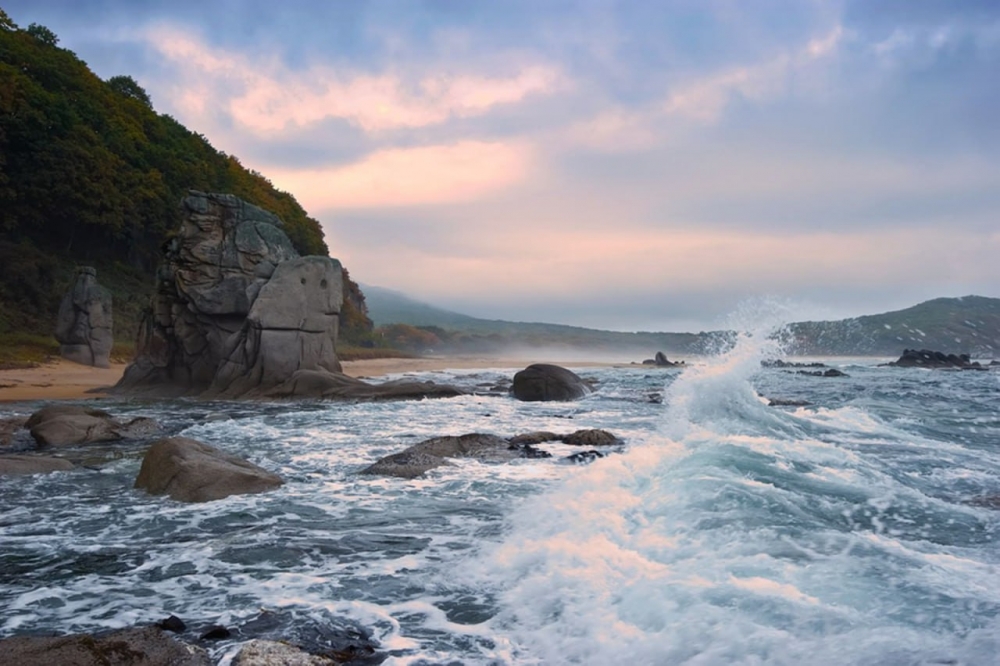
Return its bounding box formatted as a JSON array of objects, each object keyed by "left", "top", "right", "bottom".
[
  {"left": 0, "top": 8, "right": 17, "bottom": 31},
  {"left": 107, "top": 75, "right": 152, "bottom": 107},
  {"left": 26, "top": 23, "right": 58, "bottom": 46}
]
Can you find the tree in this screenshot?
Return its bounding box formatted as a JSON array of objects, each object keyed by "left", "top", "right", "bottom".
[
  {"left": 0, "top": 8, "right": 17, "bottom": 31},
  {"left": 107, "top": 74, "right": 152, "bottom": 107},
  {"left": 26, "top": 23, "right": 58, "bottom": 46}
]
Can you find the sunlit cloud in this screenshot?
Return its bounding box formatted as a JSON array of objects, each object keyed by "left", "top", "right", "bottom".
[
  {"left": 267, "top": 140, "right": 534, "bottom": 210},
  {"left": 144, "top": 26, "right": 565, "bottom": 134}
]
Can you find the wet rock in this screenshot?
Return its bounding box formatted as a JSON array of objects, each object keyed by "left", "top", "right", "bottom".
[
  {"left": 265, "top": 369, "right": 465, "bottom": 401},
  {"left": 887, "top": 348, "right": 986, "bottom": 370},
  {"left": 762, "top": 359, "right": 826, "bottom": 368},
  {"left": 135, "top": 437, "right": 283, "bottom": 503},
  {"left": 0, "top": 626, "right": 210, "bottom": 666},
  {"left": 510, "top": 363, "right": 590, "bottom": 402},
  {"left": 233, "top": 640, "right": 331, "bottom": 666},
  {"left": 508, "top": 443, "right": 553, "bottom": 458},
  {"left": 198, "top": 625, "right": 231, "bottom": 641},
  {"left": 26, "top": 405, "right": 160, "bottom": 447},
  {"left": 767, "top": 398, "right": 813, "bottom": 407},
  {"left": 54, "top": 266, "right": 113, "bottom": 368},
  {"left": 157, "top": 616, "right": 186, "bottom": 633},
  {"left": 230, "top": 608, "right": 384, "bottom": 664},
  {"left": 795, "top": 368, "right": 848, "bottom": 377},
  {"left": 360, "top": 433, "right": 513, "bottom": 479},
  {"left": 565, "top": 450, "right": 606, "bottom": 464},
  {"left": 507, "top": 431, "right": 559, "bottom": 446},
  {"left": 0, "top": 454, "right": 74, "bottom": 475},
  {"left": 560, "top": 429, "right": 621, "bottom": 447}
]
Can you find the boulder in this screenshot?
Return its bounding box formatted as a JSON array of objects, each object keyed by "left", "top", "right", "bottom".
[
  {"left": 208, "top": 256, "right": 343, "bottom": 397},
  {"left": 887, "top": 348, "right": 986, "bottom": 370},
  {"left": 0, "top": 416, "right": 27, "bottom": 448},
  {"left": 0, "top": 626, "right": 209, "bottom": 666},
  {"left": 115, "top": 192, "right": 307, "bottom": 396},
  {"left": 0, "top": 454, "right": 74, "bottom": 476},
  {"left": 510, "top": 363, "right": 591, "bottom": 402},
  {"left": 361, "top": 429, "right": 624, "bottom": 478},
  {"left": 134, "top": 437, "right": 283, "bottom": 502},
  {"left": 54, "top": 266, "right": 113, "bottom": 368},
  {"left": 26, "top": 405, "right": 159, "bottom": 447},
  {"left": 264, "top": 369, "right": 465, "bottom": 401},
  {"left": 359, "top": 433, "right": 513, "bottom": 479}
]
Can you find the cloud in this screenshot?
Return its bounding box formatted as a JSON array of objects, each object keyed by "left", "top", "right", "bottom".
[
  {"left": 268, "top": 140, "right": 534, "bottom": 210},
  {"left": 144, "top": 26, "right": 565, "bottom": 134}
]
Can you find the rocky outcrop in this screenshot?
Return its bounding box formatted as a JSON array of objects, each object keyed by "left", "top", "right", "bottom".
[
  {"left": 233, "top": 640, "right": 331, "bottom": 666},
  {"left": 208, "top": 256, "right": 343, "bottom": 397},
  {"left": 54, "top": 267, "right": 113, "bottom": 368},
  {"left": 0, "top": 454, "right": 74, "bottom": 476},
  {"left": 361, "top": 429, "right": 624, "bottom": 478},
  {"left": 264, "top": 369, "right": 465, "bottom": 401},
  {"left": 134, "top": 437, "right": 283, "bottom": 502},
  {"left": 116, "top": 191, "right": 332, "bottom": 397},
  {"left": 510, "top": 363, "right": 591, "bottom": 402},
  {"left": 26, "top": 405, "right": 159, "bottom": 447},
  {"left": 887, "top": 348, "right": 987, "bottom": 370},
  {"left": 642, "top": 351, "right": 684, "bottom": 367},
  {"left": 0, "top": 626, "right": 209, "bottom": 666}
]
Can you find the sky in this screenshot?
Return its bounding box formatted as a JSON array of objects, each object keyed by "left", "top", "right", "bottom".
[{"left": 5, "top": 1, "right": 1000, "bottom": 332}]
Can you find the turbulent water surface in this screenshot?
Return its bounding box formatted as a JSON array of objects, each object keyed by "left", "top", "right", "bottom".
[{"left": 3, "top": 339, "right": 1000, "bottom": 665}]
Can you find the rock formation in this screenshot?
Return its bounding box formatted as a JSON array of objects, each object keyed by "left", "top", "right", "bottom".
[
  {"left": 887, "top": 348, "right": 987, "bottom": 370},
  {"left": 0, "top": 454, "right": 74, "bottom": 476},
  {"left": 54, "top": 267, "right": 113, "bottom": 368},
  {"left": 26, "top": 405, "right": 159, "bottom": 447},
  {"left": 134, "top": 437, "right": 284, "bottom": 502},
  {"left": 0, "top": 626, "right": 209, "bottom": 666},
  {"left": 116, "top": 191, "right": 340, "bottom": 397},
  {"left": 264, "top": 369, "right": 466, "bottom": 401},
  {"left": 510, "top": 363, "right": 591, "bottom": 401},
  {"left": 361, "top": 429, "right": 623, "bottom": 478}
]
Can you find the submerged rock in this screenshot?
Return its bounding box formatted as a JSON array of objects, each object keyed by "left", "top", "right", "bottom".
[
  {"left": 510, "top": 363, "right": 591, "bottom": 402},
  {"left": 0, "top": 626, "right": 209, "bottom": 666},
  {"left": 54, "top": 266, "right": 113, "bottom": 368},
  {"left": 0, "top": 454, "right": 74, "bottom": 476},
  {"left": 134, "top": 437, "right": 283, "bottom": 503}
]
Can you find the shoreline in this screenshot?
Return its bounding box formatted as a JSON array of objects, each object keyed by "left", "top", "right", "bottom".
[{"left": 0, "top": 356, "right": 621, "bottom": 404}]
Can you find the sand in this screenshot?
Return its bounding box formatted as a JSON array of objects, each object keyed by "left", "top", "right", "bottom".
[{"left": 0, "top": 356, "right": 619, "bottom": 403}]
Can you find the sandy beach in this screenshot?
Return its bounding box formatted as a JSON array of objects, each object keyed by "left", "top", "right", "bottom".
[{"left": 0, "top": 356, "right": 619, "bottom": 403}]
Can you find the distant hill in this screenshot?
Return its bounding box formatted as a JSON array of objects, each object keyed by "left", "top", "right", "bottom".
[
  {"left": 787, "top": 296, "right": 1000, "bottom": 357},
  {"left": 365, "top": 286, "right": 1000, "bottom": 358}
]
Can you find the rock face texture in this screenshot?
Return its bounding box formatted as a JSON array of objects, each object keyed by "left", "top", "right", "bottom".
[
  {"left": 54, "top": 267, "right": 113, "bottom": 368},
  {"left": 134, "top": 437, "right": 283, "bottom": 502},
  {"left": 0, "top": 626, "right": 210, "bottom": 666},
  {"left": 510, "top": 363, "right": 591, "bottom": 402},
  {"left": 26, "top": 405, "right": 159, "bottom": 447},
  {"left": 209, "top": 256, "right": 343, "bottom": 397},
  {"left": 116, "top": 192, "right": 341, "bottom": 397}
]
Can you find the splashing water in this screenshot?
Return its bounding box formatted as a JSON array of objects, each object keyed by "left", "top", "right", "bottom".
[{"left": 471, "top": 302, "right": 1000, "bottom": 665}]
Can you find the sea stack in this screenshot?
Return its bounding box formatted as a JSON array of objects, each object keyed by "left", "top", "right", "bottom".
[{"left": 54, "top": 266, "right": 113, "bottom": 368}]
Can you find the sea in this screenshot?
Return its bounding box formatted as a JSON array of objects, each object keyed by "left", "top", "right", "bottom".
[{"left": 2, "top": 327, "right": 1000, "bottom": 665}]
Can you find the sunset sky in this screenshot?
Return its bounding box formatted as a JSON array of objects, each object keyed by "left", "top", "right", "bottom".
[{"left": 6, "top": 1, "right": 1000, "bottom": 332}]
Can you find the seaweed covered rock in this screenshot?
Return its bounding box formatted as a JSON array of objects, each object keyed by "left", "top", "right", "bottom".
[
  {"left": 510, "top": 363, "right": 590, "bottom": 402},
  {"left": 54, "top": 267, "right": 113, "bottom": 368}
]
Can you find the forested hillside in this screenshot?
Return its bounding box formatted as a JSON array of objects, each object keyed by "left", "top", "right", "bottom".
[{"left": 0, "top": 9, "right": 372, "bottom": 350}]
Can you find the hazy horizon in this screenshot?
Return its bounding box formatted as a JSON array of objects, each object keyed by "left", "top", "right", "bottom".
[{"left": 7, "top": 1, "right": 999, "bottom": 332}]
